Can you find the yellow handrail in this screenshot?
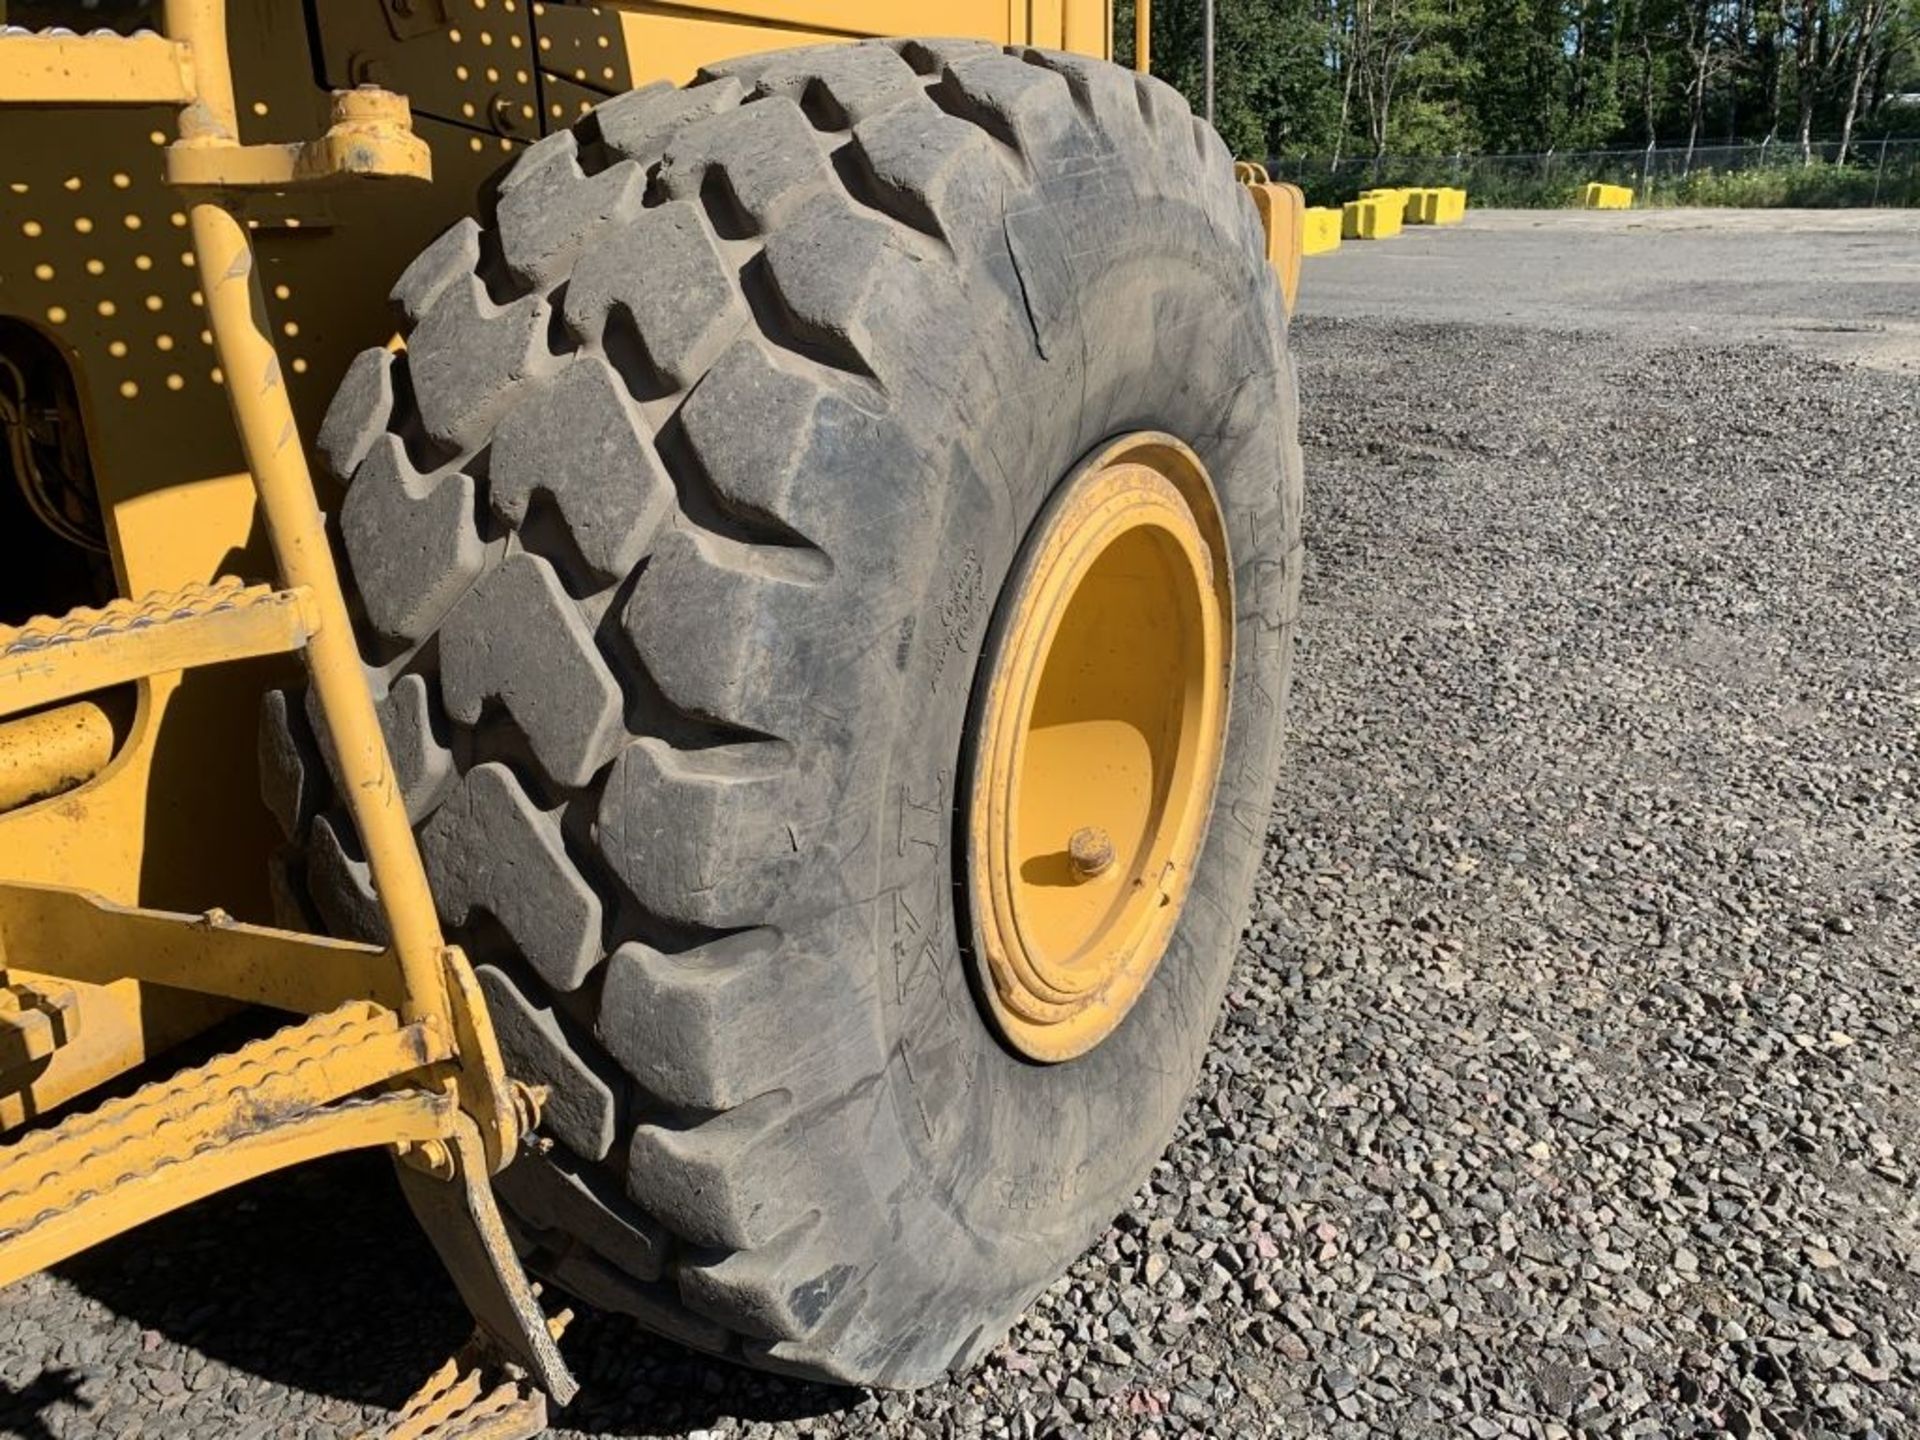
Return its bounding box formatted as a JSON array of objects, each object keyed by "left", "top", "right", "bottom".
[{"left": 162, "top": 0, "right": 452, "bottom": 1036}]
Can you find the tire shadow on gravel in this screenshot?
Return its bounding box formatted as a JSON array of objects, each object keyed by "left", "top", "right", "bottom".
[{"left": 51, "top": 1148, "right": 854, "bottom": 1437}]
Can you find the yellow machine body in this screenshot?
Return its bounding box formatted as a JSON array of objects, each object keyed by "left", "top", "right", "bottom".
[
  {"left": 1233, "top": 163, "right": 1305, "bottom": 311},
  {"left": 0, "top": 0, "right": 1210, "bottom": 1427},
  {"left": 0, "top": 1, "right": 1125, "bottom": 1075},
  {"left": 0, "top": 0, "right": 1121, "bottom": 1108}
]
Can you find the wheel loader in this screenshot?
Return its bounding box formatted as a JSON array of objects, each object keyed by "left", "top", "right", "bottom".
[{"left": 0, "top": 1, "right": 1304, "bottom": 1431}]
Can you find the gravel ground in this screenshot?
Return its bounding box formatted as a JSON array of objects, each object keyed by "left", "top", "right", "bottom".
[{"left": 5, "top": 211, "right": 1920, "bottom": 1439}]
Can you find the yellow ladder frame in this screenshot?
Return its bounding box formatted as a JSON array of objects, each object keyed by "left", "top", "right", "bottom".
[{"left": 0, "top": 0, "right": 576, "bottom": 1407}]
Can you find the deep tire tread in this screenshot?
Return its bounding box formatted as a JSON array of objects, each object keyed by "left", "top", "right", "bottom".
[{"left": 275, "top": 40, "right": 1288, "bottom": 1387}]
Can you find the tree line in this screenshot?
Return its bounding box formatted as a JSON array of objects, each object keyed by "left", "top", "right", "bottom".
[{"left": 1116, "top": 0, "right": 1919, "bottom": 162}]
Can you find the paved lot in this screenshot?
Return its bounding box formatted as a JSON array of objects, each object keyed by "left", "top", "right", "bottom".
[
  {"left": 3, "top": 209, "right": 1918, "bottom": 1439},
  {"left": 1305, "top": 208, "right": 1920, "bottom": 372}
]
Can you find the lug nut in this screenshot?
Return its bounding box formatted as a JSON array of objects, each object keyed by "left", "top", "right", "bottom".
[
  {"left": 1068, "top": 826, "right": 1116, "bottom": 881},
  {"left": 397, "top": 1138, "right": 455, "bottom": 1181}
]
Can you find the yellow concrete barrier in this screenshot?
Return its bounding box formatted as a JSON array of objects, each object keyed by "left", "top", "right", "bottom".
[
  {"left": 1399, "top": 187, "right": 1468, "bottom": 224},
  {"left": 1344, "top": 192, "right": 1405, "bottom": 239},
  {"left": 1360, "top": 187, "right": 1410, "bottom": 222},
  {"left": 1582, "top": 182, "right": 1634, "bottom": 209},
  {"left": 1302, "top": 206, "right": 1343, "bottom": 255}
]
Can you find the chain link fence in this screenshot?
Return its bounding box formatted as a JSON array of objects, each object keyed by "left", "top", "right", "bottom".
[{"left": 1265, "top": 137, "right": 1920, "bottom": 209}]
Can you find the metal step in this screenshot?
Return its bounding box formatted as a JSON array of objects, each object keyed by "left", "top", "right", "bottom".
[
  {"left": 0, "top": 577, "right": 317, "bottom": 720},
  {"left": 0, "top": 26, "right": 195, "bottom": 106},
  {"left": 365, "top": 1346, "right": 554, "bottom": 1440},
  {"left": 0, "top": 1002, "right": 451, "bottom": 1288}
]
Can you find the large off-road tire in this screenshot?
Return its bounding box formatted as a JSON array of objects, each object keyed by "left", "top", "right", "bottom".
[{"left": 263, "top": 39, "right": 1301, "bottom": 1387}]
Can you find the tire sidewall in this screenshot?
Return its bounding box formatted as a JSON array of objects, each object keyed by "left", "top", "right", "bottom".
[{"left": 864, "top": 163, "right": 1297, "bottom": 1317}]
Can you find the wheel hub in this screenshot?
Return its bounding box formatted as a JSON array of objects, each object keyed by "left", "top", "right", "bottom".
[{"left": 965, "top": 434, "right": 1234, "bottom": 1063}]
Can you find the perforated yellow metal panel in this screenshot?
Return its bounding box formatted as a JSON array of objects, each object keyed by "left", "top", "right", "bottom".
[{"left": 542, "top": 0, "right": 1111, "bottom": 95}]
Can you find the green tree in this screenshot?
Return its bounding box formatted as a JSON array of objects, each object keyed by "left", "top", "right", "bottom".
[
  {"left": 1122, "top": 0, "right": 1344, "bottom": 156},
  {"left": 1122, "top": 0, "right": 1917, "bottom": 167}
]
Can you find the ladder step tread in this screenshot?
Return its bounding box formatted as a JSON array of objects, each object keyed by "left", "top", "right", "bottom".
[
  {"left": 0, "top": 1002, "right": 443, "bottom": 1234},
  {"left": 0, "top": 577, "right": 274, "bottom": 655},
  {"left": 0, "top": 579, "right": 316, "bottom": 718},
  {"left": 367, "top": 1348, "right": 549, "bottom": 1440},
  {"left": 0, "top": 27, "right": 194, "bottom": 106},
  {"left": 0, "top": 1089, "right": 450, "bottom": 1292},
  {"left": 0, "top": 25, "right": 164, "bottom": 36}
]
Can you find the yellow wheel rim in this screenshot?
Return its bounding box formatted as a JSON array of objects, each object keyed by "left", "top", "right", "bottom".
[{"left": 965, "top": 433, "right": 1233, "bottom": 1063}]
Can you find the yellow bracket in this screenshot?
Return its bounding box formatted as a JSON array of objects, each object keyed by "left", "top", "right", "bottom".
[
  {"left": 0, "top": 881, "right": 407, "bottom": 1016},
  {"left": 167, "top": 85, "right": 433, "bottom": 189}
]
